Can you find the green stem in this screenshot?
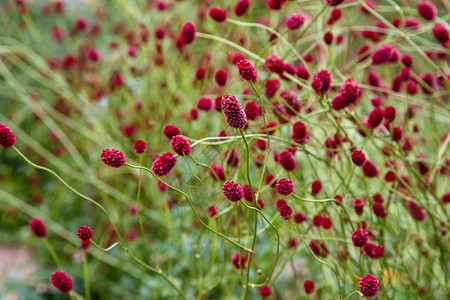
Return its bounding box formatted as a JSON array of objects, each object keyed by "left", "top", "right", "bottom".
[
  {"left": 82, "top": 249, "right": 91, "bottom": 300},
  {"left": 125, "top": 163, "right": 253, "bottom": 253},
  {"left": 342, "top": 290, "right": 363, "bottom": 300},
  {"left": 43, "top": 237, "right": 61, "bottom": 269},
  {"left": 239, "top": 129, "right": 258, "bottom": 300},
  {"left": 288, "top": 220, "right": 343, "bottom": 296}
]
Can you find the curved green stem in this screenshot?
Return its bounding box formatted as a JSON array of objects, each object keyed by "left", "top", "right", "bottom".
[{"left": 125, "top": 163, "right": 253, "bottom": 253}]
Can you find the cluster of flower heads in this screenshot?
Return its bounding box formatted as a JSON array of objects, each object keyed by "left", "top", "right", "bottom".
[{"left": 3, "top": 0, "right": 449, "bottom": 297}]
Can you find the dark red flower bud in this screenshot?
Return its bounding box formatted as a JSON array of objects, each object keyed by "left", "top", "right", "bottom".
[
  {"left": 209, "top": 7, "right": 227, "bottom": 22},
  {"left": 0, "top": 122, "right": 16, "bottom": 148},
  {"left": 371, "top": 44, "right": 400, "bottom": 65},
  {"left": 291, "top": 121, "right": 308, "bottom": 144},
  {"left": 215, "top": 69, "right": 227, "bottom": 86},
  {"left": 277, "top": 150, "right": 296, "bottom": 171},
  {"left": 286, "top": 13, "right": 305, "bottom": 30},
  {"left": 352, "top": 228, "right": 369, "bottom": 247},
  {"left": 180, "top": 22, "right": 196, "bottom": 44},
  {"left": 368, "top": 107, "right": 384, "bottom": 128},
  {"left": 312, "top": 69, "right": 332, "bottom": 95},
  {"left": 362, "top": 160, "right": 379, "bottom": 178},
  {"left": 326, "top": 0, "right": 344, "bottom": 7},
  {"left": 237, "top": 59, "right": 257, "bottom": 81},
  {"left": 133, "top": 140, "right": 146, "bottom": 153},
  {"left": 278, "top": 203, "right": 293, "bottom": 220},
  {"left": 432, "top": 22, "right": 449, "bottom": 44},
  {"left": 265, "top": 54, "right": 285, "bottom": 73},
  {"left": 323, "top": 31, "right": 333, "bottom": 45},
  {"left": 235, "top": 0, "right": 250, "bottom": 16},
  {"left": 77, "top": 226, "right": 93, "bottom": 241},
  {"left": 304, "top": 280, "right": 315, "bottom": 294},
  {"left": 171, "top": 135, "right": 191, "bottom": 155},
  {"left": 221, "top": 94, "right": 247, "bottom": 129},
  {"left": 30, "top": 217, "right": 47, "bottom": 238},
  {"left": 276, "top": 178, "right": 294, "bottom": 195},
  {"left": 232, "top": 253, "right": 247, "bottom": 269},
  {"left": 222, "top": 180, "right": 244, "bottom": 202},
  {"left": 151, "top": 152, "right": 177, "bottom": 176},
  {"left": 359, "top": 274, "right": 379, "bottom": 297},
  {"left": 101, "top": 148, "right": 126, "bottom": 168},
  {"left": 259, "top": 285, "right": 272, "bottom": 297},
  {"left": 353, "top": 199, "right": 364, "bottom": 215},
  {"left": 351, "top": 150, "right": 366, "bottom": 166},
  {"left": 50, "top": 271, "right": 73, "bottom": 293},
  {"left": 294, "top": 212, "right": 307, "bottom": 223},
  {"left": 311, "top": 180, "right": 322, "bottom": 195}
]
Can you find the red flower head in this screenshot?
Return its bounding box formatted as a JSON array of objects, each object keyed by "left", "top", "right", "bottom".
[
  {"left": 207, "top": 163, "right": 226, "bottom": 181},
  {"left": 242, "top": 184, "right": 255, "bottom": 202},
  {"left": 276, "top": 178, "right": 294, "bottom": 195},
  {"left": 235, "top": 0, "right": 250, "bottom": 16},
  {"left": 163, "top": 124, "right": 181, "bottom": 139},
  {"left": 372, "top": 203, "right": 387, "bottom": 218},
  {"left": 353, "top": 199, "right": 364, "bottom": 215},
  {"left": 368, "top": 107, "right": 384, "bottom": 128},
  {"left": 222, "top": 180, "right": 244, "bottom": 202},
  {"left": 151, "top": 152, "right": 177, "bottom": 176},
  {"left": 312, "top": 215, "right": 323, "bottom": 227},
  {"left": 180, "top": 22, "right": 196, "bottom": 44},
  {"left": 286, "top": 13, "right": 305, "bottom": 30},
  {"left": 351, "top": 150, "right": 366, "bottom": 166},
  {"left": 392, "top": 127, "right": 402, "bottom": 142},
  {"left": 237, "top": 59, "right": 257, "bottom": 81},
  {"left": 277, "top": 150, "right": 296, "bottom": 171},
  {"left": 352, "top": 228, "right": 369, "bottom": 247},
  {"left": 133, "top": 139, "right": 146, "bottom": 154},
  {"left": 383, "top": 106, "right": 396, "bottom": 123},
  {"left": 221, "top": 94, "right": 247, "bottom": 129},
  {"left": 312, "top": 69, "right": 332, "bottom": 95},
  {"left": 340, "top": 78, "right": 361, "bottom": 105},
  {"left": 291, "top": 121, "right": 308, "bottom": 144},
  {"left": 259, "top": 285, "right": 272, "bottom": 297},
  {"left": 311, "top": 180, "right": 322, "bottom": 195},
  {"left": 268, "top": 0, "right": 287, "bottom": 10},
  {"left": 362, "top": 160, "right": 378, "bottom": 178},
  {"left": 265, "top": 79, "right": 280, "bottom": 98},
  {"left": 232, "top": 253, "right": 247, "bottom": 269},
  {"left": 209, "top": 7, "right": 227, "bottom": 22},
  {"left": 296, "top": 63, "right": 310, "bottom": 80},
  {"left": 170, "top": 135, "right": 191, "bottom": 156},
  {"left": 328, "top": 8, "right": 342, "bottom": 25},
  {"left": 371, "top": 44, "right": 400, "bottom": 65},
  {"left": 101, "top": 148, "right": 126, "bottom": 168},
  {"left": 407, "top": 201, "right": 427, "bottom": 221},
  {"left": 50, "top": 271, "right": 73, "bottom": 293},
  {"left": 208, "top": 205, "right": 218, "bottom": 218},
  {"left": 432, "top": 22, "right": 449, "bottom": 45},
  {"left": 323, "top": 31, "right": 333, "bottom": 45},
  {"left": 197, "top": 97, "right": 212, "bottom": 110},
  {"left": 244, "top": 101, "right": 261, "bottom": 120},
  {"left": 280, "top": 89, "right": 301, "bottom": 115},
  {"left": 326, "top": 0, "right": 345, "bottom": 7},
  {"left": 359, "top": 274, "right": 379, "bottom": 297},
  {"left": 278, "top": 203, "right": 293, "bottom": 220},
  {"left": 77, "top": 226, "right": 93, "bottom": 241},
  {"left": 265, "top": 54, "right": 285, "bottom": 74},
  {"left": 215, "top": 69, "right": 227, "bottom": 87},
  {"left": 0, "top": 122, "right": 16, "bottom": 148},
  {"left": 321, "top": 216, "right": 333, "bottom": 229},
  {"left": 384, "top": 171, "right": 396, "bottom": 182},
  {"left": 294, "top": 212, "right": 307, "bottom": 223},
  {"left": 30, "top": 217, "right": 47, "bottom": 238},
  {"left": 304, "top": 280, "right": 315, "bottom": 294},
  {"left": 416, "top": 1, "right": 437, "bottom": 21},
  {"left": 309, "top": 240, "right": 329, "bottom": 257}
]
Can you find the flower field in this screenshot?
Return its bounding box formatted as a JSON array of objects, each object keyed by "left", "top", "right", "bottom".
[{"left": 0, "top": 0, "right": 449, "bottom": 299}]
